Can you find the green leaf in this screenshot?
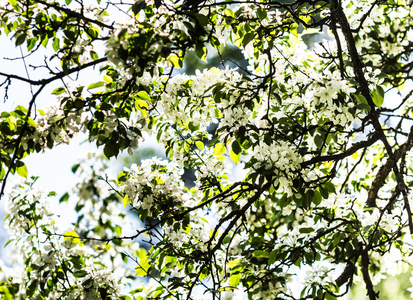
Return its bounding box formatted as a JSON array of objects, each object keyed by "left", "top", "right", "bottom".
[
  {"left": 198, "top": 267, "right": 209, "bottom": 281},
  {"left": 227, "top": 259, "right": 240, "bottom": 268},
  {"left": 103, "top": 75, "right": 113, "bottom": 84},
  {"left": 52, "top": 87, "right": 66, "bottom": 95},
  {"left": 229, "top": 273, "right": 241, "bottom": 287},
  {"left": 268, "top": 250, "right": 277, "bottom": 265},
  {"left": 290, "top": 23, "right": 298, "bottom": 37},
  {"left": 325, "top": 293, "right": 338, "bottom": 300},
  {"left": 71, "top": 163, "right": 80, "bottom": 173},
  {"left": 86, "top": 27, "right": 99, "bottom": 40},
  {"left": 118, "top": 171, "right": 129, "bottom": 182},
  {"left": 52, "top": 37, "right": 60, "bottom": 52},
  {"left": 371, "top": 87, "right": 384, "bottom": 108},
  {"left": 376, "top": 85, "right": 385, "bottom": 99},
  {"left": 41, "top": 35, "right": 49, "bottom": 47},
  {"left": 169, "top": 55, "right": 183, "bottom": 68},
  {"left": 90, "top": 50, "right": 99, "bottom": 60},
  {"left": 136, "top": 258, "right": 151, "bottom": 277},
  {"left": 314, "top": 135, "right": 323, "bottom": 149},
  {"left": 27, "top": 280, "right": 38, "bottom": 297},
  {"left": 59, "top": 192, "right": 70, "bottom": 203},
  {"left": 242, "top": 32, "right": 254, "bottom": 46},
  {"left": 3, "top": 238, "right": 12, "bottom": 248},
  {"left": 135, "top": 99, "right": 149, "bottom": 116},
  {"left": 230, "top": 148, "right": 241, "bottom": 165},
  {"left": 15, "top": 34, "right": 26, "bottom": 46},
  {"left": 123, "top": 194, "right": 130, "bottom": 207},
  {"left": 224, "top": 9, "right": 235, "bottom": 18},
  {"left": 213, "top": 143, "right": 226, "bottom": 155},
  {"left": 252, "top": 250, "right": 269, "bottom": 258},
  {"left": 195, "top": 141, "right": 204, "bottom": 150},
  {"left": 73, "top": 270, "right": 88, "bottom": 278},
  {"left": 64, "top": 30, "right": 76, "bottom": 41},
  {"left": 8, "top": 0, "right": 17, "bottom": 6},
  {"left": 194, "top": 13, "right": 209, "bottom": 26},
  {"left": 87, "top": 81, "right": 105, "bottom": 90},
  {"left": 27, "top": 117, "right": 37, "bottom": 128},
  {"left": 357, "top": 103, "right": 371, "bottom": 113},
  {"left": 103, "top": 141, "right": 120, "bottom": 158},
  {"left": 0, "top": 165, "right": 5, "bottom": 180},
  {"left": 355, "top": 94, "right": 368, "bottom": 104},
  {"left": 188, "top": 121, "right": 200, "bottom": 132},
  {"left": 27, "top": 37, "right": 37, "bottom": 51},
  {"left": 299, "top": 227, "right": 314, "bottom": 234},
  {"left": 324, "top": 181, "right": 336, "bottom": 193},
  {"left": 135, "top": 99, "right": 149, "bottom": 110},
  {"left": 319, "top": 186, "right": 329, "bottom": 199},
  {"left": 63, "top": 231, "right": 80, "bottom": 244},
  {"left": 137, "top": 90, "right": 151, "bottom": 101},
  {"left": 1, "top": 120, "right": 14, "bottom": 134},
  {"left": 15, "top": 105, "right": 28, "bottom": 114},
  {"left": 131, "top": 0, "right": 146, "bottom": 14},
  {"left": 231, "top": 140, "right": 241, "bottom": 155},
  {"left": 313, "top": 190, "right": 322, "bottom": 205},
  {"left": 184, "top": 141, "right": 190, "bottom": 152},
  {"left": 195, "top": 44, "right": 207, "bottom": 61},
  {"left": 16, "top": 162, "right": 28, "bottom": 178},
  {"left": 257, "top": 8, "right": 267, "bottom": 21}
]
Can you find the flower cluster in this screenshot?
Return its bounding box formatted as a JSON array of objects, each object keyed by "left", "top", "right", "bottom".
[
  {"left": 120, "top": 158, "right": 190, "bottom": 212},
  {"left": 0, "top": 103, "right": 86, "bottom": 160},
  {"left": 251, "top": 140, "right": 303, "bottom": 196},
  {"left": 1, "top": 169, "right": 135, "bottom": 299}
]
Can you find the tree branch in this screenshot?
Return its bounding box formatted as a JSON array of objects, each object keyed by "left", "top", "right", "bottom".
[
  {"left": 361, "top": 251, "right": 379, "bottom": 300},
  {"left": 0, "top": 57, "right": 107, "bottom": 87},
  {"left": 301, "top": 132, "right": 380, "bottom": 168},
  {"left": 35, "top": 0, "right": 114, "bottom": 30},
  {"left": 367, "top": 126, "right": 413, "bottom": 207},
  {"left": 330, "top": 0, "right": 413, "bottom": 233}
]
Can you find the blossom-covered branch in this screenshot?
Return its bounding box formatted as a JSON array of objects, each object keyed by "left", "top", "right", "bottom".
[{"left": 1, "top": 0, "right": 413, "bottom": 299}]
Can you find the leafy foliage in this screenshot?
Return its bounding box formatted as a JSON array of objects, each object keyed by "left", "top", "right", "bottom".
[{"left": 1, "top": 0, "right": 413, "bottom": 299}]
